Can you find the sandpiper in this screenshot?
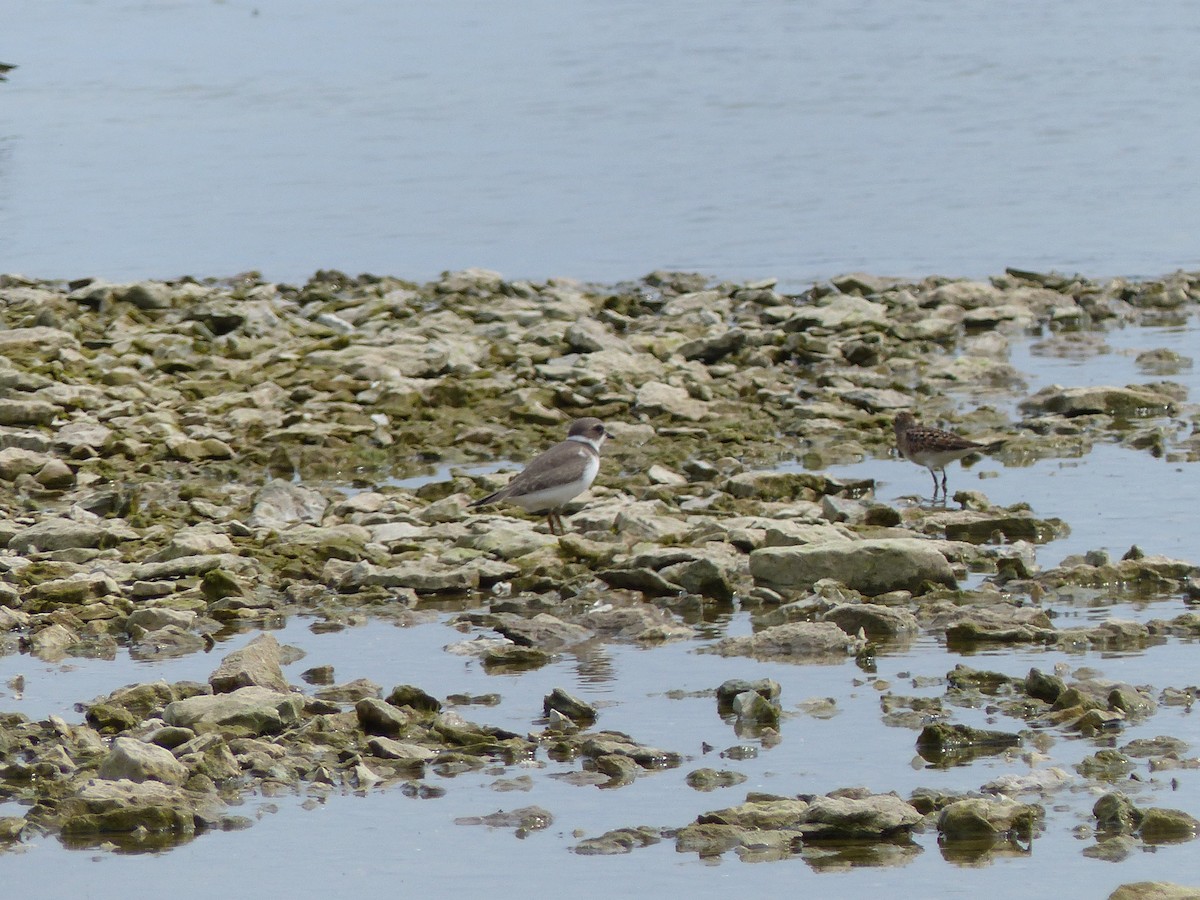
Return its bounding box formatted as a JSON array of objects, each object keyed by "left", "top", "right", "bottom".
[
  {"left": 0, "top": 63, "right": 15, "bottom": 82},
  {"left": 893, "top": 411, "right": 1001, "bottom": 501},
  {"left": 470, "top": 417, "right": 608, "bottom": 534}
]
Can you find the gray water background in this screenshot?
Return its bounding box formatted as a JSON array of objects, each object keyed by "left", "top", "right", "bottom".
[{"left": 2, "top": 1, "right": 1200, "bottom": 286}]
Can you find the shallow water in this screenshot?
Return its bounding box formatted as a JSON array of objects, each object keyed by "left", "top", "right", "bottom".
[
  {"left": 2, "top": 320, "right": 1200, "bottom": 898},
  {"left": 821, "top": 442, "right": 1199, "bottom": 569},
  {"left": 4, "top": 1, "right": 1200, "bottom": 285},
  {"left": 6, "top": 613, "right": 1200, "bottom": 899},
  {"left": 820, "top": 316, "right": 1200, "bottom": 567}
]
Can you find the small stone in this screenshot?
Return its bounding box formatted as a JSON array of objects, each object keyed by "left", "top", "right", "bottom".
[
  {"left": 209, "top": 633, "right": 289, "bottom": 694},
  {"left": 685, "top": 768, "right": 748, "bottom": 791},
  {"left": 386, "top": 685, "right": 442, "bottom": 713},
  {"left": 634, "top": 381, "right": 709, "bottom": 421},
  {"left": 543, "top": 687, "right": 597, "bottom": 725},
  {"left": 1025, "top": 667, "right": 1066, "bottom": 703},
  {"left": 355, "top": 698, "right": 411, "bottom": 737},
  {"left": 1095, "top": 792, "right": 1142, "bottom": 834},
  {"left": 0, "top": 447, "right": 49, "bottom": 480},
  {"left": 248, "top": 479, "right": 329, "bottom": 529},
  {"left": 315, "top": 678, "right": 381, "bottom": 704},
  {"left": 646, "top": 464, "right": 687, "bottom": 486},
  {"left": 716, "top": 678, "right": 781, "bottom": 707}
]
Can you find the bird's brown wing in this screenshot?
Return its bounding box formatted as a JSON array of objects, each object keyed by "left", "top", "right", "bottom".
[
  {"left": 471, "top": 442, "right": 593, "bottom": 506},
  {"left": 905, "top": 426, "right": 984, "bottom": 452},
  {"left": 504, "top": 443, "right": 593, "bottom": 496}
]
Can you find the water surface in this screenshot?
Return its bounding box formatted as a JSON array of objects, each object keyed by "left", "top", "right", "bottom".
[{"left": 3, "top": 1, "right": 1200, "bottom": 284}]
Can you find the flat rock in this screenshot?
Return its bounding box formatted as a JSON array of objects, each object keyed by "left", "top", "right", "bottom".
[
  {"left": 697, "top": 797, "right": 809, "bottom": 830},
  {"left": 131, "top": 553, "right": 242, "bottom": 581},
  {"left": 634, "top": 381, "right": 709, "bottom": 421},
  {"left": 1020, "top": 384, "right": 1177, "bottom": 418},
  {"left": 787, "top": 295, "right": 888, "bottom": 331},
  {"left": 248, "top": 479, "right": 329, "bottom": 528},
  {"left": 163, "top": 686, "right": 302, "bottom": 735},
  {"left": 1109, "top": 884, "right": 1200, "bottom": 900},
  {"left": 350, "top": 557, "right": 483, "bottom": 593},
  {"left": 0, "top": 325, "right": 81, "bottom": 352},
  {"left": 573, "top": 826, "right": 663, "bottom": 855},
  {"left": 821, "top": 602, "right": 919, "bottom": 638},
  {"left": 706, "top": 622, "right": 867, "bottom": 662},
  {"left": 800, "top": 793, "right": 923, "bottom": 838},
  {"left": 146, "top": 529, "right": 236, "bottom": 562},
  {"left": 53, "top": 420, "right": 114, "bottom": 454},
  {"left": 938, "top": 510, "right": 1066, "bottom": 544},
  {"left": 314, "top": 678, "right": 381, "bottom": 704},
  {"left": 9, "top": 518, "right": 123, "bottom": 553},
  {"left": 580, "top": 604, "right": 694, "bottom": 643},
  {"left": 366, "top": 736, "right": 434, "bottom": 762},
  {"left": 1139, "top": 807, "right": 1200, "bottom": 842},
  {"left": 0, "top": 446, "right": 50, "bottom": 479},
  {"left": 674, "top": 822, "right": 795, "bottom": 857},
  {"left": 61, "top": 779, "right": 202, "bottom": 836},
  {"left": 750, "top": 538, "right": 955, "bottom": 596},
  {"left": 0, "top": 398, "right": 58, "bottom": 426},
  {"left": 98, "top": 736, "right": 189, "bottom": 785},
  {"left": 126, "top": 607, "right": 197, "bottom": 634},
  {"left": 917, "top": 722, "right": 1022, "bottom": 765}
]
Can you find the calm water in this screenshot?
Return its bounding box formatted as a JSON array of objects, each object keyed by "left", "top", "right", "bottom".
[
  {"left": 4, "top": 4, "right": 1200, "bottom": 898},
  {"left": 824, "top": 317, "right": 1200, "bottom": 568},
  {"left": 2, "top": 1, "right": 1200, "bottom": 285}
]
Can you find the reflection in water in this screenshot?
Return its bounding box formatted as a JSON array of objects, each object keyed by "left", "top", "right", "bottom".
[
  {"left": 572, "top": 644, "right": 616, "bottom": 688},
  {"left": 939, "top": 835, "right": 1034, "bottom": 868},
  {"left": 800, "top": 838, "right": 924, "bottom": 872},
  {"left": 380, "top": 462, "right": 514, "bottom": 492}
]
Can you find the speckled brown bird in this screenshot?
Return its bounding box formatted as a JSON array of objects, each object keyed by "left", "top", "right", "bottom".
[{"left": 893, "top": 411, "right": 1002, "bottom": 501}]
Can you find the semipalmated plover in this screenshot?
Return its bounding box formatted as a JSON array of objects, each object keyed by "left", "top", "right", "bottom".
[
  {"left": 894, "top": 411, "right": 1002, "bottom": 501},
  {"left": 470, "top": 417, "right": 608, "bottom": 534}
]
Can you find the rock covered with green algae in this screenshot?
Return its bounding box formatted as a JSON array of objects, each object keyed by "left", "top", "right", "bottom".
[
  {"left": 936, "top": 797, "right": 1043, "bottom": 843},
  {"left": 1095, "top": 791, "right": 1200, "bottom": 843},
  {"left": 0, "top": 265, "right": 1191, "bottom": 670},
  {"left": 670, "top": 788, "right": 923, "bottom": 859},
  {"left": 1108, "top": 885, "right": 1200, "bottom": 900}
]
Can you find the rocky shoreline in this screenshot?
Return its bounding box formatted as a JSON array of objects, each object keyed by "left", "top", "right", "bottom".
[{"left": 0, "top": 267, "right": 1198, "bottom": 897}]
